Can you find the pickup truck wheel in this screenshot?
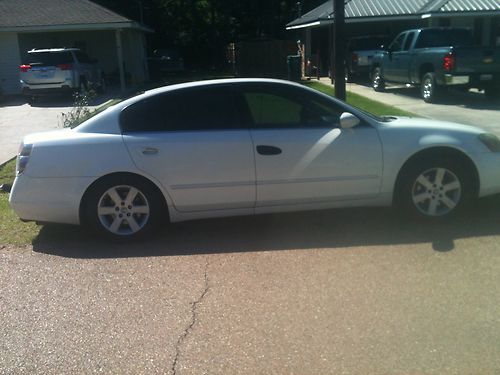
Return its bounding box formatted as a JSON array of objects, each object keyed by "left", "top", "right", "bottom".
[
  {"left": 372, "top": 67, "right": 385, "bottom": 92},
  {"left": 484, "top": 87, "right": 500, "bottom": 100},
  {"left": 421, "top": 72, "right": 441, "bottom": 103}
]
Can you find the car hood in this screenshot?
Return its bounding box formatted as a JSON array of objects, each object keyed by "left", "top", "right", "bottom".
[{"left": 381, "top": 117, "right": 484, "bottom": 135}]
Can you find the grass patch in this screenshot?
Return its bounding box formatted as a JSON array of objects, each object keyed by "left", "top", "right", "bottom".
[
  {"left": 0, "top": 159, "right": 40, "bottom": 245},
  {"left": 304, "top": 80, "right": 415, "bottom": 117}
]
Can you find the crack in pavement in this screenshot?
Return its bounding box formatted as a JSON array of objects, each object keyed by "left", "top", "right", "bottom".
[{"left": 171, "top": 257, "right": 210, "bottom": 375}]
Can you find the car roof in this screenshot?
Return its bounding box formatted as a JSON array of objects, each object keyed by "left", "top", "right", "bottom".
[{"left": 28, "top": 48, "right": 80, "bottom": 53}]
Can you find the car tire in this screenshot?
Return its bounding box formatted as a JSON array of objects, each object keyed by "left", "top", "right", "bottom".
[
  {"left": 484, "top": 86, "right": 500, "bottom": 101},
  {"left": 421, "top": 72, "right": 441, "bottom": 103},
  {"left": 372, "top": 67, "right": 385, "bottom": 92},
  {"left": 82, "top": 175, "right": 166, "bottom": 240},
  {"left": 395, "top": 156, "right": 473, "bottom": 219}
]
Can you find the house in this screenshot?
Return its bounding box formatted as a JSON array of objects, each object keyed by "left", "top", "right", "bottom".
[
  {"left": 0, "top": 0, "right": 152, "bottom": 95},
  {"left": 287, "top": 0, "right": 500, "bottom": 76}
]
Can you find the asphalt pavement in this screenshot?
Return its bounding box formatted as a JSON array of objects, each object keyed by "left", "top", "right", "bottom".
[{"left": 1, "top": 204, "right": 500, "bottom": 374}]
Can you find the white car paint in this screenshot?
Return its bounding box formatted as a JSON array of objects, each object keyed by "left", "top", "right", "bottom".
[{"left": 8, "top": 78, "right": 500, "bottom": 232}]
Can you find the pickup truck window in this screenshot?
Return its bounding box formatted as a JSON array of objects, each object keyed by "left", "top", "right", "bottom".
[
  {"left": 389, "top": 33, "right": 405, "bottom": 52},
  {"left": 403, "top": 32, "right": 416, "bottom": 51},
  {"left": 415, "top": 29, "right": 474, "bottom": 48}
]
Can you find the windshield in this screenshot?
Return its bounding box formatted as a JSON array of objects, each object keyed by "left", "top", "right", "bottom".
[{"left": 24, "top": 51, "right": 74, "bottom": 66}]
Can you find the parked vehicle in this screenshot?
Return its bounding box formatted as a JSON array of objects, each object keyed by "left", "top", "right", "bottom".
[
  {"left": 371, "top": 27, "right": 500, "bottom": 102},
  {"left": 9, "top": 79, "right": 500, "bottom": 239},
  {"left": 20, "top": 48, "right": 105, "bottom": 101},
  {"left": 346, "top": 35, "right": 388, "bottom": 81},
  {"left": 148, "top": 48, "right": 184, "bottom": 79}
]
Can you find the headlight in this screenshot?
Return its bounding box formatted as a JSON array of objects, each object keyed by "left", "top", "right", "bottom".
[
  {"left": 16, "top": 143, "right": 33, "bottom": 175},
  {"left": 478, "top": 133, "right": 500, "bottom": 152}
]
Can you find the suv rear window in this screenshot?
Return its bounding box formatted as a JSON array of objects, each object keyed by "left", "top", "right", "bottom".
[{"left": 24, "top": 51, "right": 74, "bottom": 66}]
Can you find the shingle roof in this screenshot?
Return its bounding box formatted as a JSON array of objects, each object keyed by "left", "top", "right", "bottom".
[
  {"left": 287, "top": 0, "right": 500, "bottom": 28},
  {"left": 0, "top": 0, "right": 131, "bottom": 28}
]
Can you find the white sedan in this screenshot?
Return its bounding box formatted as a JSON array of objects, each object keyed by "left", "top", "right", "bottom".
[{"left": 9, "top": 78, "right": 500, "bottom": 239}]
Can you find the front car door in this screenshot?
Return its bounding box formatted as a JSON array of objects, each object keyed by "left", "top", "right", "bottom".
[
  {"left": 235, "top": 83, "right": 383, "bottom": 207},
  {"left": 121, "top": 85, "right": 255, "bottom": 212},
  {"left": 383, "top": 32, "right": 406, "bottom": 82}
]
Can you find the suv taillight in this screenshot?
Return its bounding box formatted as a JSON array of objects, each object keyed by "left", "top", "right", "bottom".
[
  {"left": 19, "top": 64, "right": 31, "bottom": 73},
  {"left": 443, "top": 52, "right": 455, "bottom": 71},
  {"left": 16, "top": 143, "right": 33, "bottom": 175},
  {"left": 57, "top": 63, "right": 73, "bottom": 70}
]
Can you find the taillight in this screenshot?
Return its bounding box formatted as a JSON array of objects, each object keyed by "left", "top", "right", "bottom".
[
  {"left": 19, "top": 64, "right": 31, "bottom": 73},
  {"left": 57, "top": 63, "right": 73, "bottom": 70},
  {"left": 351, "top": 53, "right": 359, "bottom": 64},
  {"left": 443, "top": 52, "right": 454, "bottom": 71},
  {"left": 16, "top": 143, "right": 33, "bottom": 175}
]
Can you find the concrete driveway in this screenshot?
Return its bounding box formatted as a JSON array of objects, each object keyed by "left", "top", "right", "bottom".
[
  {"left": 345, "top": 80, "right": 500, "bottom": 135},
  {"left": 1, "top": 202, "right": 500, "bottom": 374},
  {"left": 0, "top": 96, "right": 109, "bottom": 165}
]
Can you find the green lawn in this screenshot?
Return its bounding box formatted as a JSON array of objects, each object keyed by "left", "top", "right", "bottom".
[
  {"left": 303, "top": 81, "right": 415, "bottom": 117},
  {"left": 0, "top": 79, "right": 414, "bottom": 246}
]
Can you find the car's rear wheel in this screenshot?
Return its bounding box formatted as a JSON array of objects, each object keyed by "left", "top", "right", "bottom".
[
  {"left": 396, "top": 157, "right": 472, "bottom": 219},
  {"left": 372, "top": 67, "right": 385, "bottom": 92},
  {"left": 82, "top": 175, "right": 165, "bottom": 240}
]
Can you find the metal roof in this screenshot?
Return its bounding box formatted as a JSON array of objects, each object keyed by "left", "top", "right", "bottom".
[{"left": 287, "top": 0, "right": 500, "bottom": 29}]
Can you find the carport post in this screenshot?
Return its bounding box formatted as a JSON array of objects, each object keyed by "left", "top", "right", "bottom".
[{"left": 115, "top": 29, "right": 126, "bottom": 92}]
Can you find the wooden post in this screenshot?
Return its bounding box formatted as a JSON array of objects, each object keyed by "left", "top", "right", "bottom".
[
  {"left": 333, "top": 0, "right": 346, "bottom": 100},
  {"left": 115, "top": 29, "right": 126, "bottom": 92}
]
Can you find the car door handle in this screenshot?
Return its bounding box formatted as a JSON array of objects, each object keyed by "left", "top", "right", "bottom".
[
  {"left": 142, "top": 147, "right": 159, "bottom": 155},
  {"left": 256, "top": 145, "right": 282, "bottom": 155}
]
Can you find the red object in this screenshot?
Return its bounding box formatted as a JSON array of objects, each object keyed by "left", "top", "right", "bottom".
[
  {"left": 19, "top": 64, "right": 31, "bottom": 72},
  {"left": 351, "top": 53, "right": 359, "bottom": 64},
  {"left": 57, "top": 63, "right": 73, "bottom": 70},
  {"left": 443, "top": 52, "right": 455, "bottom": 71}
]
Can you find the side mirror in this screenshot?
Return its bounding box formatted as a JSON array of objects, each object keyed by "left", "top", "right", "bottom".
[{"left": 340, "top": 112, "right": 360, "bottom": 129}]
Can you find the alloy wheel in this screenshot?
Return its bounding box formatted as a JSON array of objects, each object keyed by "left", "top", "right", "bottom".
[
  {"left": 97, "top": 185, "right": 150, "bottom": 235},
  {"left": 411, "top": 167, "right": 462, "bottom": 216}
]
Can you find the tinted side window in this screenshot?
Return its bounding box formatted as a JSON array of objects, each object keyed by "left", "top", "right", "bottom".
[
  {"left": 403, "top": 32, "right": 415, "bottom": 51},
  {"left": 120, "top": 86, "right": 239, "bottom": 133},
  {"left": 239, "top": 85, "right": 343, "bottom": 129},
  {"left": 75, "top": 51, "right": 92, "bottom": 63},
  {"left": 389, "top": 33, "right": 406, "bottom": 51}
]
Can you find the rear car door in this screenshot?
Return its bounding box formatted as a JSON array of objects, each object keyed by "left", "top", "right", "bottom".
[
  {"left": 122, "top": 85, "right": 256, "bottom": 212},
  {"left": 236, "top": 83, "right": 383, "bottom": 207}
]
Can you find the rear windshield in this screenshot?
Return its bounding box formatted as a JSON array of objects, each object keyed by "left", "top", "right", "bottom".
[
  {"left": 415, "top": 29, "right": 474, "bottom": 48},
  {"left": 24, "top": 51, "right": 74, "bottom": 66},
  {"left": 348, "top": 37, "right": 387, "bottom": 51}
]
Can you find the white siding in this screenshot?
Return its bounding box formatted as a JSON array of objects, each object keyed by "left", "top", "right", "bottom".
[{"left": 0, "top": 33, "right": 21, "bottom": 95}]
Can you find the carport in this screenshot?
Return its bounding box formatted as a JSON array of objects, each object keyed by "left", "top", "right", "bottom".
[
  {"left": 287, "top": 0, "right": 500, "bottom": 77},
  {"left": 0, "top": 0, "right": 152, "bottom": 95}
]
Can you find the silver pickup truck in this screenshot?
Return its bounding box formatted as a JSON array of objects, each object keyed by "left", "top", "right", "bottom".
[{"left": 20, "top": 48, "right": 105, "bottom": 102}]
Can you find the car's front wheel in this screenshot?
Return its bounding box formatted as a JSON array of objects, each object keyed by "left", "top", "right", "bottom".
[
  {"left": 396, "top": 158, "right": 473, "bottom": 218},
  {"left": 82, "top": 175, "right": 165, "bottom": 240}
]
